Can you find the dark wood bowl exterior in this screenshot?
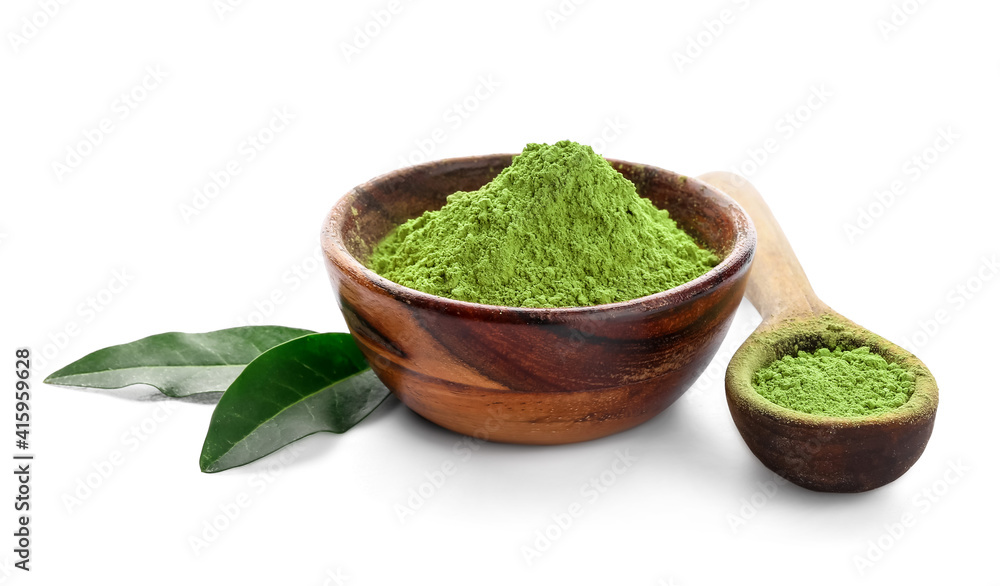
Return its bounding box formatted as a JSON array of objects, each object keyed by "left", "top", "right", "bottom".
[
  {"left": 322, "top": 155, "right": 755, "bottom": 444},
  {"left": 728, "top": 403, "right": 936, "bottom": 492}
]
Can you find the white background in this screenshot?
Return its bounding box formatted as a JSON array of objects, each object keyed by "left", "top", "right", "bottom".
[{"left": 2, "top": 1, "right": 997, "bottom": 584}]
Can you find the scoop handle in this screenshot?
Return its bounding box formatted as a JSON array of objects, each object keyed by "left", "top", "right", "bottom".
[{"left": 697, "top": 172, "right": 826, "bottom": 322}]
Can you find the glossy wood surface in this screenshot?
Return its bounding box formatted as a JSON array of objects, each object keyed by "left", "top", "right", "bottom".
[
  {"left": 699, "top": 172, "right": 938, "bottom": 492},
  {"left": 321, "top": 156, "right": 755, "bottom": 444}
]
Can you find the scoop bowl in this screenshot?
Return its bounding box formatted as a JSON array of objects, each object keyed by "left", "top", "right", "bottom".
[{"left": 727, "top": 312, "right": 938, "bottom": 492}]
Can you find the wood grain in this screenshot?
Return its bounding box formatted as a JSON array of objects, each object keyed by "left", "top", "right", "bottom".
[
  {"left": 322, "top": 156, "right": 755, "bottom": 444},
  {"left": 699, "top": 171, "right": 939, "bottom": 492}
]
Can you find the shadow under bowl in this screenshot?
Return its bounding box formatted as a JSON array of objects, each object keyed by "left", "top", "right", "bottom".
[{"left": 322, "top": 154, "right": 756, "bottom": 444}]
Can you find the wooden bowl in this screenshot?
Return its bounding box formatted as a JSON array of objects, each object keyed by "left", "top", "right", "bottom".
[{"left": 321, "top": 155, "right": 756, "bottom": 444}]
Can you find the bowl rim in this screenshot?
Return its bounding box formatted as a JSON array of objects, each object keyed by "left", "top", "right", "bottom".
[
  {"left": 322, "top": 153, "right": 757, "bottom": 319},
  {"left": 724, "top": 315, "right": 940, "bottom": 429}
]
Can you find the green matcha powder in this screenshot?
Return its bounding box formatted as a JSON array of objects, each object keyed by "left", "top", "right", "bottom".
[
  {"left": 369, "top": 141, "right": 719, "bottom": 308},
  {"left": 752, "top": 347, "right": 916, "bottom": 417}
]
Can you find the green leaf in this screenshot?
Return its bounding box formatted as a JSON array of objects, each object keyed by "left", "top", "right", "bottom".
[
  {"left": 44, "top": 326, "right": 315, "bottom": 397},
  {"left": 199, "top": 333, "right": 390, "bottom": 473}
]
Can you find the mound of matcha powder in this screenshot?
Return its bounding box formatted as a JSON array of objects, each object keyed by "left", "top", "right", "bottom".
[
  {"left": 752, "top": 347, "right": 916, "bottom": 417},
  {"left": 368, "top": 141, "right": 719, "bottom": 308}
]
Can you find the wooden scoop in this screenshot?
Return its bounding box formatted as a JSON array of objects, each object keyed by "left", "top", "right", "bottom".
[{"left": 698, "top": 172, "right": 938, "bottom": 492}]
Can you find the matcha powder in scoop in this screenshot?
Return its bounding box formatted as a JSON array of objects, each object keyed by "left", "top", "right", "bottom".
[{"left": 368, "top": 141, "right": 719, "bottom": 308}]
